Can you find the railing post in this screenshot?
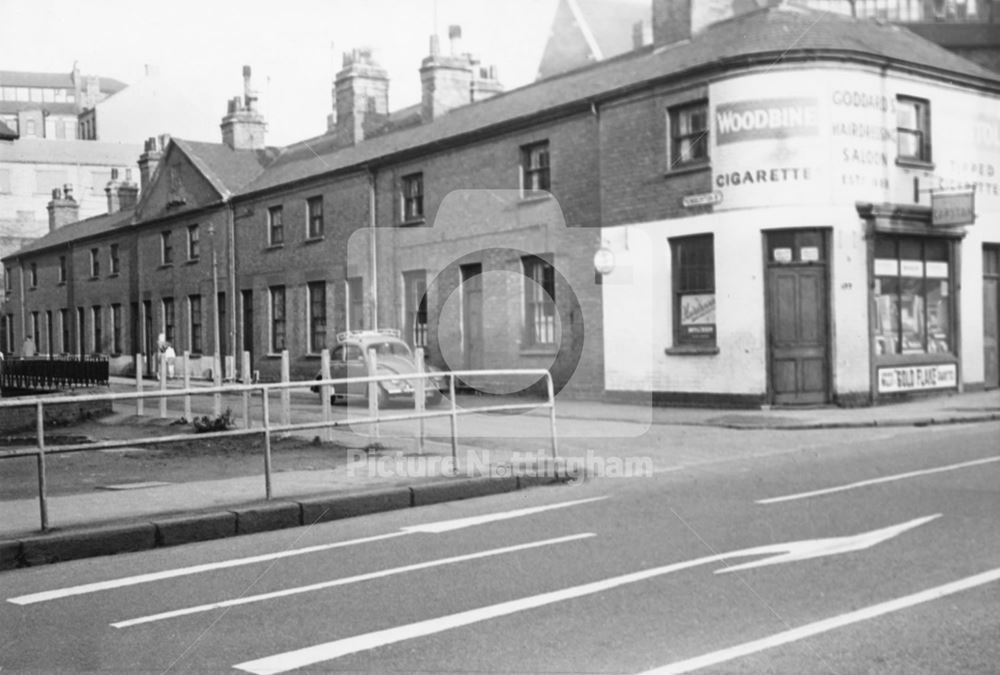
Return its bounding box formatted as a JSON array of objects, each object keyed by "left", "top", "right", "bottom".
[
  {"left": 261, "top": 386, "right": 273, "bottom": 500},
  {"left": 414, "top": 347, "right": 425, "bottom": 455},
  {"left": 280, "top": 350, "right": 290, "bottom": 427},
  {"left": 241, "top": 351, "right": 251, "bottom": 428},
  {"left": 320, "top": 349, "right": 331, "bottom": 442},
  {"left": 159, "top": 352, "right": 168, "bottom": 419},
  {"left": 213, "top": 352, "right": 222, "bottom": 416},
  {"left": 36, "top": 401, "right": 48, "bottom": 531},
  {"left": 182, "top": 350, "right": 191, "bottom": 421},
  {"left": 367, "top": 348, "right": 380, "bottom": 440},
  {"left": 546, "top": 371, "right": 559, "bottom": 460},
  {"left": 448, "top": 373, "right": 458, "bottom": 472},
  {"left": 135, "top": 356, "right": 143, "bottom": 416}
]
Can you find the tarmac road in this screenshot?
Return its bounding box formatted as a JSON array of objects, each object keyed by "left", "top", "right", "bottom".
[{"left": 1, "top": 419, "right": 998, "bottom": 673}]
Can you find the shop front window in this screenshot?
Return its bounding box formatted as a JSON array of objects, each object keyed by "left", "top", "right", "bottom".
[{"left": 874, "top": 236, "right": 950, "bottom": 356}]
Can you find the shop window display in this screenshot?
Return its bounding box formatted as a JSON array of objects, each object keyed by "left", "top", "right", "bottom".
[{"left": 874, "top": 237, "right": 950, "bottom": 355}]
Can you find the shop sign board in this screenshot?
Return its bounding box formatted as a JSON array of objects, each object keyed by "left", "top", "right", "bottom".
[
  {"left": 931, "top": 190, "right": 975, "bottom": 227},
  {"left": 877, "top": 363, "right": 957, "bottom": 393}
]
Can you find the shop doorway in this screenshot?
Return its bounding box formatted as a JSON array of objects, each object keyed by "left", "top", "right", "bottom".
[
  {"left": 765, "top": 229, "right": 830, "bottom": 405},
  {"left": 984, "top": 246, "right": 1000, "bottom": 389},
  {"left": 460, "top": 263, "right": 483, "bottom": 371}
]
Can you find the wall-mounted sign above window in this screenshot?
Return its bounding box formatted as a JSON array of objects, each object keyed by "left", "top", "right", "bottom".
[{"left": 931, "top": 189, "right": 975, "bottom": 227}]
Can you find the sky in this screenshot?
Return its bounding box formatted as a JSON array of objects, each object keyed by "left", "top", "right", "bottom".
[{"left": 1, "top": 0, "right": 573, "bottom": 146}]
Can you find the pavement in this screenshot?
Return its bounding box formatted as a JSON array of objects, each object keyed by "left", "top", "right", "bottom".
[{"left": 1, "top": 379, "right": 997, "bottom": 570}]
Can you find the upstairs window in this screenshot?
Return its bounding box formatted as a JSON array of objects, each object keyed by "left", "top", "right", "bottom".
[
  {"left": 671, "top": 234, "right": 716, "bottom": 347},
  {"left": 161, "top": 231, "right": 173, "bottom": 265},
  {"left": 897, "top": 96, "right": 931, "bottom": 164},
  {"left": 268, "top": 205, "right": 284, "bottom": 246},
  {"left": 58, "top": 256, "right": 66, "bottom": 283},
  {"left": 522, "top": 255, "right": 557, "bottom": 347},
  {"left": 187, "top": 224, "right": 200, "bottom": 260},
  {"left": 401, "top": 173, "right": 424, "bottom": 222},
  {"left": 29, "top": 263, "right": 38, "bottom": 288},
  {"left": 90, "top": 248, "right": 100, "bottom": 278},
  {"left": 109, "top": 244, "right": 120, "bottom": 275},
  {"left": 669, "top": 101, "right": 709, "bottom": 168},
  {"left": 307, "top": 196, "right": 324, "bottom": 239},
  {"left": 521, "top": 141, "right": 550, "bottom": 194}
]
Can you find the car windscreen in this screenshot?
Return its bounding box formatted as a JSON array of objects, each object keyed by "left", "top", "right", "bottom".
[{"left": 368, "top": 341, "right": 411, "bottom": 358}]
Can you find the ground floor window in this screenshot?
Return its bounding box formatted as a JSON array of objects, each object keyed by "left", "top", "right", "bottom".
[
  {"left": 269, "top": 286, "right": 286, "bottom": 353},
  {"left": 670, "top": 234, "right": 716, "bottom": 347},
  {"left": 403, "top": 270, "right": 428, "bottom": 348},
  {"left": 522, "top": 255, "right": 556, "bottom": 347},
  {"left": 874, "top": 235, "right": 951, "bottom": 356},
  {"left": 307, "top": 281, "right": 326, "bottom": 353}
]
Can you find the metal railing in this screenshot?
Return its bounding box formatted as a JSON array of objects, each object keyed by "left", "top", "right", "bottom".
[
  {"left": 0, "top": 367, "right": 558, "bottom": 532},
  {"left": 0, "top": 355, "right": 109, "bottom": 391}
]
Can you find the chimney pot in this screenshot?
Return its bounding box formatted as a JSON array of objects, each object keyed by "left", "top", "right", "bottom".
[
  {"left": 448, "top": 24, "right": 463, "bottom": 55},
  {"left": 63, "top": 184, "right": 74, "bottom": 200}
]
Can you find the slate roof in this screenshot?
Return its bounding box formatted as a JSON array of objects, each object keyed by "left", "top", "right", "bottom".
[
  {"left": 0, "top": 138, "right": 141, "bottom": 166},
  {"left": 0, "top": 70, "right": 127, "bottom": 93},
  {"left": 4, "top": 208, "right": 135, "bottom": 260},
  {"left": 172, "top": 139, "right": 275, "bottom": 198},
  {"left": 244, "top": 4, "right": 1000, "bottom": 195}
]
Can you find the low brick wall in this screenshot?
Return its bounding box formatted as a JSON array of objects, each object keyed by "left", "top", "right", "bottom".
[{"left": 0, "top": 388, "right": 113, "bottom": 435}]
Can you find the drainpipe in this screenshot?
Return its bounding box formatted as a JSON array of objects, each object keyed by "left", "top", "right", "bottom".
[
  {"left": 368, "top": 168, "right": 378, "bottom": 331},
  {"left": 227, "top": 202, "right": 237, "bottom": 378}
]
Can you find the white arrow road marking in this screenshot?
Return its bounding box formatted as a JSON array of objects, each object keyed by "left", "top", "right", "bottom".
[
  {"left": 232, "top": 515, "right": 938, "bottom": 675},
  {"left": 714, "top": 514, "right": 940, "bottom": 573},
  {"left": 639, "top": 565, "right": 1000, "bottom": 674},
  {"left": 111, "top": 533, "right": 595, "bottom": 628},
  {"left": 7, "top": 496, "right": 607, "bottom": 606},
  {"left": 757, "top": 455, "right": 1000, "bottom": 504}
]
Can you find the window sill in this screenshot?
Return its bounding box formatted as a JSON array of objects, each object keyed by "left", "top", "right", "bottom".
[
  {"left": 89, "top": 276, "right": 100, "bottom": 281},
  {"left": 665, "top": 345, "right": 719, "bottom": 356},
  {"left": 399, "top": 217, "right": 426, "bottom": 227},
  {"left": 265, "top": 352, "right": 286, "bottom": 359},
  {"left": 57, "top": 281, "right": 66, "bottom": 286},
  {"left": 108, "top": 273, "right": 120, "bottom": 278},
  {"left": 304, "top": 236, "right": 325, "bottom": 244},
  {"left": 158, "top": 264, "right": 173, "bottom": 269},
  {"left": 265, "top": 244, "right": 284, "bottom": 251},
  {"left": 185, "top": 259, "right": 200, "bottom": 265},
  {"left": 303, "top": 353, "right": 322, "bottom": 360},
  {"left": 895, "top": 158, "right": 934, "bottom": 171},
  {"left": 664, "top": 161, "right": 710, "bottom": 178},
  {"left": 518, "top": 192, "right": 553, "bottom": 205}
]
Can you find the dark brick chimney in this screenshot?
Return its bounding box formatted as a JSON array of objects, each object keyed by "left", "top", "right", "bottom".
[{"left": 47, "top": 184, "right": 79, "bottom": 232}]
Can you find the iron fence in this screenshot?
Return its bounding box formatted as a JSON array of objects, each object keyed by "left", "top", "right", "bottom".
[{"left": 0, "top": 356, "right": 109, "bottom": 391}]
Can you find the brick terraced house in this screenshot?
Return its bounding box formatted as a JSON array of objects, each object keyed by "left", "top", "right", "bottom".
[{"left": 4, "top": 0, "right": 999, "bottom": 405}]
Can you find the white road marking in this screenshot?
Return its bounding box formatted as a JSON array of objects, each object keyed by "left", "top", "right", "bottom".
[
  {"left": 232, "top": 516, "right": 936, "bottom": 674},
  {"left": 757, "top": 455, "right": 1000, "bottom": 504},
  {"left": 639, "top": 566, "right": 1000, "bottom": 674},
  {"left": 8, "top": 496, "right": 607, "bottom": 606},
  {"left": 400, "top": 496, "right": 607, "bottom": 533},
  {"left": 111, "top": 533, "right": 595, "bottom": 628}
]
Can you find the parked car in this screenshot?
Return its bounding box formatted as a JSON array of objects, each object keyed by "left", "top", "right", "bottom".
[{"left": 311, "top": 329, "right": 445, "bottom": 406}]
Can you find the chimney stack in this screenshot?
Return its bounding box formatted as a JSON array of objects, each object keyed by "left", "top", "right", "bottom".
[
  {"left": 106, "top": 167, "right": 139, "bottom": 212},
  {"left": 220, "top": 65, "right": 267, "bottom": 150},
  {"left": 421, "top": 26, "right": 502, "bottom": 121},
  {"left": 47, "top": 185, "right": 79, "bottom": 232},
  {"left": 652, "top": 0, "right": 752, "bottom": 48},
  {"left": 105, "top": 167, "right": 121, "bottom": 213},
  {"left": 332, "top": 48, "right": 389, "bottom": 144},
  {"left": 138, "top": 135, "right": 166, "bottom": 192}
]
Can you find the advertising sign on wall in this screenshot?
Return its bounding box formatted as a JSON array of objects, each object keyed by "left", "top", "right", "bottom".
[{"left": 877, "top": 363, "right": 957, "bottom": 393}]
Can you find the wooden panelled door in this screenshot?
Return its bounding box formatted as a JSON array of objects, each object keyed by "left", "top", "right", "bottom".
[
  {"left": 765, "top": 230, "right": 830, "bottom": 405},
  {"left": 984, "top": 246, "right": 1000, "bottom": 389}
]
